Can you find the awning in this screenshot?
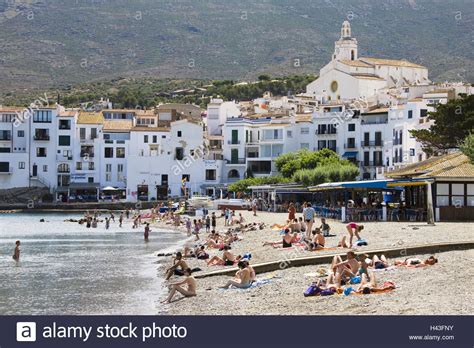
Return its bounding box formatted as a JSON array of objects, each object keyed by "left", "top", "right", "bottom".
[
  {"left": 102, "top": 186, "right": 118, "bottom": 191},
  {"left": 69, "top": 183, "right": 100, "bottom": 190},
  {"left": 342, "top": 151, "right": 358, "bottom": 158},
  {"left": 387, "top": 178, "right": 434, "bottom": 187},
  {"left": 309, "top": 179, "right": 399, "bottom": 191}
]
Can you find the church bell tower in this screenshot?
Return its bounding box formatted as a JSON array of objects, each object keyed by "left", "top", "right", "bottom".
[{"left": 333, "top": 21, "right": 358, "bottom": 61}]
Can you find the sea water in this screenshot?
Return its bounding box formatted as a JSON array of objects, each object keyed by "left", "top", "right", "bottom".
[{"left": 0, "top": 213, "right": 187, "bottom": 315}]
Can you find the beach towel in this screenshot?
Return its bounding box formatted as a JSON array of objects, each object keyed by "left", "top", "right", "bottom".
[{"left": 274, "top": 242, "right": 306, "bottom": 249}]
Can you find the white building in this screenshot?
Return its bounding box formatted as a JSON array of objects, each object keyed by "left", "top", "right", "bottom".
[{"left": 306, "top": 21, "right": 430, "bottom": 102}]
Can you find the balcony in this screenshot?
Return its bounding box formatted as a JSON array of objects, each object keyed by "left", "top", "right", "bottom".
[
  {"left": 227, "top": 140, "right": 241, "bottom": 145},
  {"left": 344, "top": 143, "right": 357, "bottom": 149},
  {"left": 56, "top": 154, "right": 73, "bottom": 161},
  {"left": 80, "top": 152, "right": 95, "bottom": 158},
  {"left": 316, "top": 130, "right": 337, "bottom": 135},
  {"left": 361, "top": 141, "right": 383, "bottom": 147},
  {"left": 226, "top": 158, "right": 246, "bottom": 165},
  {"left": 362, "top": 161, "right": 384, "bottom": 168},
  {"left": 34, "top": 135, "right": 50, "bottom": 141},
  {"left": 80, "top": 137, "right": 96, "bottom": 144}
]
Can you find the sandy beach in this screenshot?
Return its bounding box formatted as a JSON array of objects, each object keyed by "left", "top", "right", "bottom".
[{"left": 150, "top": 210, "right": 474, "bottom": 315}]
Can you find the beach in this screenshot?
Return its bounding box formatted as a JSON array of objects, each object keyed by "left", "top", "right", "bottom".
[{"left": 155, "top": 210, "right": 474, "bottom": 315}]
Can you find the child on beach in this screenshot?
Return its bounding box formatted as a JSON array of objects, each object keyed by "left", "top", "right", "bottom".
[
  {"left": 320, "top": 218, "right": 331, "bottom": 237},
  {"left": 161, "top": 268, "right": 196, "bottom": 304},
  {"left": 12, "top": 240, "right": 20, "bottom": 262}
]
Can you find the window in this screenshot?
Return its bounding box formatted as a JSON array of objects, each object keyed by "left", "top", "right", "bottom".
[
  {"left": 410, "top": 148, "right": 415, "bottom": 156},
  {"left": 408, "top": 110, "right": 413, "bottom": 119},
  {"left": 33, "top": 110, "right": 52, "bottom": 123},
  {"left": 452, "top": 183, "right": 465, "bottom": 207},
  {"left": 36, "top": 147, "right": 47, "bottom": 157},
  {"left": 300, "top": 127, "right": 309, "bottom": 135},
  {"left": 0, "top": 130, "right": 11, "bottom": 140},
  {"left": 287, "top": 130, "right": 293, "bottom": 138},
  {"left": 34, "top": 129, "right": 49, "bottom": 140},
  {"left": 206, "top": 169, "right": 216, "bottom": 181},
  {"left": 300, "top": 143, "right": 310, "bottom": 149},
  {"left": 467, "top": 184, "right": 474, "bottom": 207},
  {"left": 58, "top": 135, "right": 70, "bottom": 146},
  {"left": 175, "top": 147, "right": 184, "bottom": 160},
  {"left": 116, "top": 147, "right": 126, "bottom": 158},
  {"left": 347, "top": 138, "right": 355, "bottom": 148},
  {"left": 348, "top": 123, "right": 355, "bottom": 132},
  {"left": 144, "top": 135, "right": 148, "bottom": 143},
  {"left": 88, "top": 177, "right": 94, "bottom": 183},
  {"left": 90, "top": 128, "right": 97, "bottom": 139},
  {"left": 420, "top": 109, "right": 428, "bottom": 117},
  {"left": 0, "top": 162, "right": 10, "bottom": 172},
  {"left": 177, "top": 131, "right": 182, "bottom": 137},
  {"left": 106, "top": 173, "right": 112, "bottom": 181},
  {"left": 80, "top": 128, "right": 86, "bottom": 140},
  {"left": 106, "top": 164, "right": 112, "bottom": 172},
  {"left": 104, "top": 148, "right": 114, "bottom": 158},
  {"left": 88, "top": 162, "right": 94, "bottom": 170},
  {"left": 153, "top": 135, "right": 157, "bottom": 143},
  {"left": 17, "top": 130, "right": 24, "bottom": 137},
  {"left": 436, "top": 183, "right": 449, "bottom": 207},
  {"left": 76, "top": 162, "right": 82, "bottom": 170},
  {"left": 19, "top": 162, "right": 25, "bottom": 169},
  {"left": 59, "top": 120, "right": 71, "bottom": 130},
  {"left": 43, "top": 165, "right": 48, "bottom": 172},
  {"left": 117, "top": 164, "right": 124, "bottom": 181}
]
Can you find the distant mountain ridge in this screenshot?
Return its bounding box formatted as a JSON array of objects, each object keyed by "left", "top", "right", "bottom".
[{"left": 0, "top": 0, "right": 472, "bottom": 93}]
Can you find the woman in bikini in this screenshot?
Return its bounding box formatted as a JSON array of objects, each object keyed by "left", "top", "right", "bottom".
[
  {"left": 395, "top": 255, "right": 438, "bottom": 267},
  {"left": 161, "top": 268, "right": 197, "bottom": 303},
  {"left": 346, "top": 222, "right": 364, "bottom": 247}
]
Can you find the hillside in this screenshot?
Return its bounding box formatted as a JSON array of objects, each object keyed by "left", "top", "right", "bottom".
[{"left": 0, "top": 0, "right": 473, "bottom": 94}]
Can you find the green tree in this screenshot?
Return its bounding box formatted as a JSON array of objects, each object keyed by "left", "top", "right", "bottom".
[
  {"left": 460, "top": 133, "right": 474, "bottom": 163},
  {"left": 410, "top": 94, "right": 474, "bottom": 154}
]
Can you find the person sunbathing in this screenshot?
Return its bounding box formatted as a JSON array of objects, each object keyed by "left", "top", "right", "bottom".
[
  {"left": 207, "top": 245, "right": 238, "bottom": 266},
  {"left": 395, "top": 256, "right": 438, "bottom": 267},
  {"left": 307, "top": 228, "right": 325, "bottom": 250},
  {"left": 327, "top": 252, "right": 360, "bottom": 286},
  {"left": 219, "top": 261, "right": 252, "bottom": 289},
  {"left": 161, "top": 268, "right": 197, "bottom": 303},
  {"left": 243, "top": 260, "right": 256, "bottom": 283},
  {"left": 263, "top": 228, "right": 295, "bottom": 248},
  {"left": 338, "top": 236, "right": 349, "bottom": 248},
  {"left": 371, "top": 254, "right": 390, "bottom": 269},
  {"left": 356, "top": 272, "right": 396, "bottom": 294},
  {"left": 165, "top": 252, "right": 190, "bottom": 280}
]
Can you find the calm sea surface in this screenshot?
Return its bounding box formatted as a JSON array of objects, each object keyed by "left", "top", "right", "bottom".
[{"left": 0, "top": 213, "right": 186, "bottom": 315}]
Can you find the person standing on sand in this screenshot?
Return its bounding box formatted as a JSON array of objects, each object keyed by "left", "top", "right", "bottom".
[
  {"left": 346, "top": 222, "right": 364, "bottom": 247},
  {"left": 161, "top": 268, "right": 196, "bottom": 304},
  {"left": 211, "top": 212, "right": 216, "bottom": 230},
  {"left": 119, "top": 212, "right": 124, "bottom": 227},
  {"left": 105, "top": 217, "right": 110, "bottom": 230},
  {"left": 288, "top": 202, "right": 296, "bottom": 221},
  {"left": 125, "top": 208, "right": 130, "bottom": 219},
  {"left": 303, "top": 202, "right": 316, "bottom": 240},
  {"left": 252, "top": 198, "right": 257, "bottom": 216},
  {"left": 205, "top": 215, "right": 210, "bottom": 233},
  {"left": 144, "top": 223, "right": 151, "bottom": 241},
  {"left": 186, "top": 218, "right": 192, "bottom": 236},
  {"left": 12, "top": 240, "right": 20, "bottom": 262},
  {"left": 110, "top": 212, "right": 115, "bottom": 222}
]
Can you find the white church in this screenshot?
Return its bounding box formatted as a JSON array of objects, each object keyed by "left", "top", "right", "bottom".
[{"left": 306, "top": 21, "right": 430, "bottom": 101}]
